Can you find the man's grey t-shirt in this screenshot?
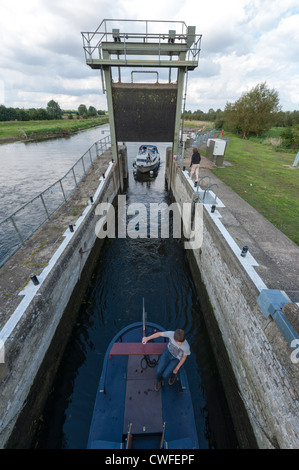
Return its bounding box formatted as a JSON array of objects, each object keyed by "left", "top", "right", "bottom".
[{"left": 163, "top": 331, "right": 191, "bottom": 360}]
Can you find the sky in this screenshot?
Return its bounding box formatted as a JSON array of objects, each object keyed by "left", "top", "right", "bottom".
[{"left": 1, "top": 0, "right": 299, "bottom": 113}]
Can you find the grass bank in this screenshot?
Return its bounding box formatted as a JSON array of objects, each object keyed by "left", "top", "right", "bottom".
[
  {"left": 183, "top": 120, "right": 212, "bottom": 129},
  {"left": 0, "top": 116, "right": 109, "bottom": 143},
  {"left": 208, "top": 132, "right": 299, "bottom": 245}
]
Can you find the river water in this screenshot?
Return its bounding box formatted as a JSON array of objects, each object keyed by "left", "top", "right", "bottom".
[
  {"left": 0, "top": 125, "right": 109, "bottom": 220},
  {"left": 0, "top": 125, "right": 110, "bottom": 265},
  {"left": 1, "top": 128, "right": 238, "bottom": 448}
]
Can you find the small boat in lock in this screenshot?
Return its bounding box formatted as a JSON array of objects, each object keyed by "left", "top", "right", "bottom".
[
  {"left": 133, "top": 145, "right": 160, "bottom": 175},
  {"left": 87, "top": 299, "right": 199, "bottom": 449}
]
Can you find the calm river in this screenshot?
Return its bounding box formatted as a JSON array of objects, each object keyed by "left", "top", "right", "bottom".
[
  {"left": 0, "top": 125, "right": 109, "bottom": 220},
  {"left": 0, "top": 125, "right": 110, "bottom": 265}
]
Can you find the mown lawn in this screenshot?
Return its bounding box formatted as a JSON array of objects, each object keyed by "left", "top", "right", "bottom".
[
  {"left": 0, "top": 117, "right": 108, "bottom": 139},
  {"left": 208, "top": 132, "right": 299, "bottom": 245}
]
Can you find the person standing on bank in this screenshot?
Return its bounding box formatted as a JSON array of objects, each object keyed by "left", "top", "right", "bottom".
[
  {"left": 189, "top": 147, "right": 201, "bottom": 186},
  {"left": 142, "top": 329, "right": 191, "bottom": 391}
]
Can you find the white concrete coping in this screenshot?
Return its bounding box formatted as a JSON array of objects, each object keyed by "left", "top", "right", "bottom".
[{"left": 0, "top": 162, "right": 114, "bottom": 345}]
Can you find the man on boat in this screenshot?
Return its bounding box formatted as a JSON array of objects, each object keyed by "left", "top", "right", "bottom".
[{"left": 142, "top": 329, "right": 190, "bottom": 391}]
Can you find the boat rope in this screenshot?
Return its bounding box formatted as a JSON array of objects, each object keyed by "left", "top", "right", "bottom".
[{"left": 141, "top": 355, "right": 160, "bottom": 369}]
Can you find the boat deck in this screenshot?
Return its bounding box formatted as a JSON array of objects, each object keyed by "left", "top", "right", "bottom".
[
  {"left": 87, "top": 322, "right": 199, "bottom": 449},
  {"left": 123, "top": 355, "right": 163, "bottom": 435}
]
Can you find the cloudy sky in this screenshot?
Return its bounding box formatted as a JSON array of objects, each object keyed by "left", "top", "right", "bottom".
[{"left": 1, "top": 0, "right": 299, "bottom": 113}]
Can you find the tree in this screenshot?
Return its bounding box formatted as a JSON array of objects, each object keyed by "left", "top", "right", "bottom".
[
  {"left": 0, "top": 105, "right": 7, "bottom": 121},
  {"left": 17, "top": 109, "right": 30, "bottom": 121},
  {"left": 280, "top": 127, "right": 294, "bottom": 148},
  {"left": 88, "top": 105, "right": 97, "bottom": 117},
  {"left": 78, "top": 104, "right": 88, "bottom": 117},
  {"left": 224, "top": 83, "right": 280, "bottom": 138},
  {"left": 280, "top": 125, "right": 299, "bottom": 149},
  {"left": 28, "top": 108, "right": 49, "bottom": 120},
  {"left": 47, "top": 100, "right": 62, "bottom": 119}
]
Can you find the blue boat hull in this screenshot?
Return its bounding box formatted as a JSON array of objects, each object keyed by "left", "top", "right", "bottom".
[{"left": 87, "top": 321, "right": 199, "bottom": 449}]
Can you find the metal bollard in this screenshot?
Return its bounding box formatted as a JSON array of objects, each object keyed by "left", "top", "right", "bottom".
[
  {"left": 241, "top": 246, "right": 248, "bottom": 257},
  {"left": 30, "top": 274, "right": 39, "bottom": 286}
]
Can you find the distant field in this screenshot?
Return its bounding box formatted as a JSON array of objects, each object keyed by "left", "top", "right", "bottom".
[
  {"left": 0, "top": 117, "right": 109, "bottom": 141},
  {"left": 183, "top": 120, "right": 212, "bottom": 129},
  {"left": 209, "top": 132, "right": 299, "bottom": 245}
]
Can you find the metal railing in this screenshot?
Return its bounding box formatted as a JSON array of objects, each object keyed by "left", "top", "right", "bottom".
[
  {"left": 193, "top": 129, "right": 219, "bottom": 147},
  {"left": 131, "top": 71, "right": 159, "bottom": 83},
  {"left": 175, "top": 128, "right": 219, "bottom": 166},
  {"left": 81, "top": 19, "right": 202, "bottom": 66},
  {"left": 0, "top": 135, "right": 111, "bottom": 268}
]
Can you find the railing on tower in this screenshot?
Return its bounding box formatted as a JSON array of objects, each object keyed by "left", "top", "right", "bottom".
[{"left": 81, "top": 19, "right": 202, "bottom": 68}]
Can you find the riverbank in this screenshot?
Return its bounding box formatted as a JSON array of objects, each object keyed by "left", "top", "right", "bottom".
[
  {"left": 208, "top": 132, "right": 299, "bottom": 246},
  {"left": 0, "top": 117, "right": 109, "bottom": 144},
  {"left": 182, "top": 127, "right": 298, "bottom": 246}
]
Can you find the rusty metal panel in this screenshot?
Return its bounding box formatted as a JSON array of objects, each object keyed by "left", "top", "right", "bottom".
[
  {"left": 112, "top": 83, "right": 177, "bottom": 142},
  {"left": 110, "top": 342, "right": 167, "bottom": 355}
]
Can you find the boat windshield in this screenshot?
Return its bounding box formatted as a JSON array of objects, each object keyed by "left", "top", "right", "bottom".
[{"left": 138, "top": 145, "right": 158, "bottom": 155}]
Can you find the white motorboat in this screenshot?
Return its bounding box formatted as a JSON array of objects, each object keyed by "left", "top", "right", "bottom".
[{"left": 133, "top": 145, "right": 160, "bottom": 174}]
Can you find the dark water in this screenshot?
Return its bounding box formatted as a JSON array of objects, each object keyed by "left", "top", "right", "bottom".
[{"left": 32, "top": 142, "right": 238, "bottom": 449}]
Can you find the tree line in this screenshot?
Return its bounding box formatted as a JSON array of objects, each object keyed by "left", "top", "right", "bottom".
[
  {"left": 2, "top": 86, "right": 298, "bottom": 148},
  {"left": 184, "top": 83, "right": 299, "bottom": 149},
  {"left": 0, "top": 100, "right": 106, "bottom": 122}
]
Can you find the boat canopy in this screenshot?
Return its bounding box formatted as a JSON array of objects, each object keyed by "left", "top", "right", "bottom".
[{"left": 138, "top": 145, "right": 158, "bottom": 153}]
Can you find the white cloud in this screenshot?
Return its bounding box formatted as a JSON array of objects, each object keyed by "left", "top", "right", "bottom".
[
  {"left": 0, "top": 81, "right": 4, "bottom": 104},
  {"left": 256, "top": 14, "right": 299, "bottom": 64},
  {"left": 0, "top": 0, "right": 299, "bottom": 112},
  {"left": 183, "top": 0, "right": 299, "bottom": 111}
]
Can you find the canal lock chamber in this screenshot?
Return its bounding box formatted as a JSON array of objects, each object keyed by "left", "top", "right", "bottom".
[{"left": 6, "top": 143, "right": 255, "bottom": 449}]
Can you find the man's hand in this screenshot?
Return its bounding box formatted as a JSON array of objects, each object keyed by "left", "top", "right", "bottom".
[
  {"left": 142, "top": 337, "right": 147, "bottom": 345},
  {"left": 173, "top": 354, "right": 187, "bottom": 375}
]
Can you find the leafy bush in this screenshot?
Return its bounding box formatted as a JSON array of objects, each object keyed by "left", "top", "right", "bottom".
[{"left": 280, "top": 126, "right": 299, "bottom": 148}]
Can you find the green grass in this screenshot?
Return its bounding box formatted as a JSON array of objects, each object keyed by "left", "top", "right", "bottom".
[
  {"left": 208, "top": 132, "right": 299, "bottom": 245},
  {"left": 182, "top": 120, "right": 212, "bottom": 129},
  {"left": 0, "top": 117, "right": 109, "bottom": 140}
]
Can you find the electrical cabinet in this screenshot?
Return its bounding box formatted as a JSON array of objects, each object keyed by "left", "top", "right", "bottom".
[{"left": 206, "top": 138, "right": 227, "bottom": 166}]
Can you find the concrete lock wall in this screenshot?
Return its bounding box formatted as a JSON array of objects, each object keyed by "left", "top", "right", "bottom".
[
  {"left": 166, "top": 149, "right": 299, "bottom": 449},
  {"left": 112, "top": 83, "right": 177, "bottom": 142},
  {"left": 0, "top": 147, "right": 127, "bottom": 449}
]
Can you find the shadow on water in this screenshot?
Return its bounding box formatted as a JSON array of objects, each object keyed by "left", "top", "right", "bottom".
[{"left": 32, "top": 143, "right": 238, "bottom": 449}]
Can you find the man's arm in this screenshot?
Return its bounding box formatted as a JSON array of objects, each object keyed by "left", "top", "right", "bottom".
[
  {"left": 173, "top": 354, "right": 187, "bottom": 374},
  {"left": 142, "top": 331, "right": 164, "bottom": 344}
]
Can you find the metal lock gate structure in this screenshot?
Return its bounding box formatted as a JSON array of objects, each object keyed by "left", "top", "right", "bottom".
[{"left": 81, "top": 19, "right": 202, "bottom": 160}]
